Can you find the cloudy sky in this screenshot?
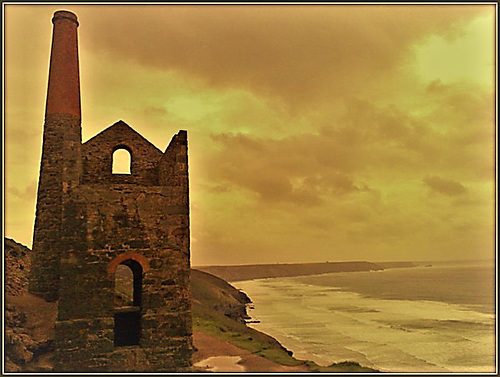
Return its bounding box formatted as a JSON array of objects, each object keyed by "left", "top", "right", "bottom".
[{"left": 4, "top": 4, "right": 496, "bottom": 266}]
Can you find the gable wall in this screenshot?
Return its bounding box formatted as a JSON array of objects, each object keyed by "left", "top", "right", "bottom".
[{"left": 82, "top": 122, "right": 163, "bottom": 185}]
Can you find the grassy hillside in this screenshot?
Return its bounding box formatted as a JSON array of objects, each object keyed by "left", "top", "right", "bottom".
[
  {"left": 191, "top": 269, "right": 251, "bottom": 322},
  {"left": 191, "top": 269, "right": 303, "bottom": 366}
]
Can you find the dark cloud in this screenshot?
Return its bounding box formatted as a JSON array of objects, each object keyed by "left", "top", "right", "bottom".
[
  {"left": 143, "top": 106, "right": 168, "bottom": 117},
  {"left": 7, "top": 181, "right": 38, "bottom": 201},
  {"left": 423, "top": 175, "right": 468, "bottom": 196},
  {"left": 205, "top": 132, "right": 367, "bottom": 205},
  {"left": 75, "top": 4, "right": 490, "bottom": 107}
]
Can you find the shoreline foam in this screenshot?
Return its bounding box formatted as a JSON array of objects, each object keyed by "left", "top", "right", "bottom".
[{"left": 234, "top": 266, "right": 496, "bottom": 373}]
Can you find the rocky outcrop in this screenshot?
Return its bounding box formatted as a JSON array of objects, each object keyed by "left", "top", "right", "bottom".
[
  {"left": 5, "top": 238, "right": 57, "bottom": 372},
  {"left": 5, "top": 238, "right": 30, "bottom": 296}
]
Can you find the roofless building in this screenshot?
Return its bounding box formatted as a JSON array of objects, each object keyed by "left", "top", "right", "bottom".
[{"left": 29, "top": 10, "right": 193, "bottom": 372}]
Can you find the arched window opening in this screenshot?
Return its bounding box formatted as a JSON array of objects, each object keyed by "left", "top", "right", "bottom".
[
  {"left": 115, "top": 264, "right": 134, "bottom": 307},
  {"left": 112, "top": 148, "right": 131, "bottom": 174},
  {"left": 114, "top": 260, "right": 142, "bottom": 347}
]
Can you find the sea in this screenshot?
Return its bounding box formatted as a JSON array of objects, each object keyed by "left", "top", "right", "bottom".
[{"left": 233, "top": 261, "right": 497, "bottom": 373}]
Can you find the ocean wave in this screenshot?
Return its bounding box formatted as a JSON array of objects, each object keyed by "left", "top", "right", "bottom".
[{"left": 235, "top": 265, "right": 495, "bottom": 373}]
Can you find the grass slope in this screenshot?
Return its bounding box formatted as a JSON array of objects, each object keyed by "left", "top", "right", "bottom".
[{"left": 191, "top": 269, "right": 301, "bottom": 366}]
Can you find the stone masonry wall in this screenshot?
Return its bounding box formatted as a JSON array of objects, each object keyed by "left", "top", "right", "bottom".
[
  {"left": 82, "top": 121, "right": 163, "bottom": 185},
  {"left": 30, "top": 113, "right": 82, "bottom": 302}
]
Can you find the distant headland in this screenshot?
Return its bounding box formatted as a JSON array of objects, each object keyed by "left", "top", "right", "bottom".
[{"left": 196, "top": 261, "right": 416, "bottom": 282}]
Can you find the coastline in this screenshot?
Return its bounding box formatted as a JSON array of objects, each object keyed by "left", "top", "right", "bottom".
[
  {"left": 229, "top": 277, "right": 370, "bottom": 370},
  {"left": 199, "top": 263, "right": 421, "bottom": 372},
  {"left": 195, "top": 261, "right": 397, "bottom": 282},
  {"left": 231, "top": 264, "right": 496, "bottom": 373},
  {"left": 192, "top": 330, "right": 310, "bottom": 372},
  {"left": 192, "top": 327, "right": 379, "bottom": 373},
  {"left": 191, "top": 268, "right": 379, "bottom": 373}
]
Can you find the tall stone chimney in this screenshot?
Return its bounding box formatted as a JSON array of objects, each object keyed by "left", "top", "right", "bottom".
[
  {"left": 29, "top": 10, "right": 83, "bottom": 301},
  {"left": 45, "top": 11, "right": 81, "bottom": 117}
]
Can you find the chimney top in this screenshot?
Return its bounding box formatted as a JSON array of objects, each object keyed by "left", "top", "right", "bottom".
[{"left": 52, "top": 10, "right": 79, "bottom": 26}]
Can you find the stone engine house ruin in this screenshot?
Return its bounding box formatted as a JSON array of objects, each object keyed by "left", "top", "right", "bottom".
[{"left": 28, "top": 11, "right": 193, "bottom": 371}]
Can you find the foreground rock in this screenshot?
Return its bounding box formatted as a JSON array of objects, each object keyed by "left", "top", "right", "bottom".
[{"left": 5, "top": 239, "right": 57, "bottom": 371}]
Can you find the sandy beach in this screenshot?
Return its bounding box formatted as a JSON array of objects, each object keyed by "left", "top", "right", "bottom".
[{"left": 192, "top": 330, "right": 309, "bottom": 373}]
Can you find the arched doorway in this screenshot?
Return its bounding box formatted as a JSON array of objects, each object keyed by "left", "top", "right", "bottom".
[{"left": 113, "top": 259, "right": 142, "bottom": 346}]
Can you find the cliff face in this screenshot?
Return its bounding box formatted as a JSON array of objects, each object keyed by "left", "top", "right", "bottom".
[{"left": 191, "top": 269, "right": 251, "bottom": 323}]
